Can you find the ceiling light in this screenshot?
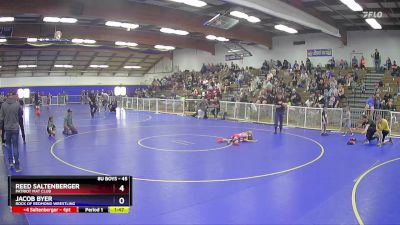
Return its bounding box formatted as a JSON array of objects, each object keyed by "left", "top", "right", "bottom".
[
  {"left": 247, "top": 16, "right": 261, "bottom": 23},
  {"left": 365, "top": 18, "right": 382, "bottom": 29},
  {"left": 274, "top": 24, "right": 298, "bottom": 34},
  {"left": 124, "top": 66, "right": 142, "bottom": 69},
  {"left": 71, "top": 39, "right": 96, "bottom": 44},
  {"left": 0, "top": 38, "right": 7, "bottom": 43},
  {"left": 18, "top": 65, "right": 37, "bottom": 68},
  {"left": 230, "top": 11, "right": 249, "bottom": 19},
  {"left": 216, "top": 37, "right": 229, "bottom": 42},
  {"left": 154, "top": 45, "right": 175, "bottom": 51},
  {"left": 228, "top": 49, "right": 241, "bottom": 53},
  {"left": 206, "top": 35, "right": 216, "bottom": 40},
  {"left": 160, "top": 27, "right": 189, "bottom": 35},
  {"left": 90, "top": 65, "right": 109, "bottom": 68},
  {"left": 105, "top": 21, "right": 139, "bottom": 30},
  {"left": 115, "top": 41, "right": 138, "bottom": 47},
  {"left": 27, "top": 38, "right": 38, "bottom": 42},
  {"left": 206, "top": 35, "right": 229, "bottom": 42},
  {"left": 120, "top": 23, "right": 139, "bottom": 30},
  {"left": 169, "top": 0, "right": 207, "bottom": 7},
  {"left": 230, "top": 11, "right": 261, "bottom": 23},
  {"left": 0, "top": 66, "right": 2, "bottom": 68},
  {"left": 60, "top": 18, "right": 77, "bottom": 23},
  {"left": 0, "top": 17, "right": 14, "bottom": 22},
  {"left": 83, "top": 39, "right": 96, "bottom": 44},
  {"left": 43, "top": 17, "right": 77, "bottom": 23},
  {"left": 340, "top": 0, "right": 363, "bottom": 12},
  {"left": 55, "top": 65, "right": 74, "bottom": 68},
  {"left": 105, "top": 21, "right": 121, "bottom": 27},
  {"left": 43, "top": 17, "right": 60, "bottom": 22}
]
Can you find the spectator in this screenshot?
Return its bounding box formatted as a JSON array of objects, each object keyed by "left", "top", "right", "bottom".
[
  {"left": 372, "top": 49, "right": 380, "bottom": 72},
  {"left": 0, "top": 91, "right": 23, "bottom": 172},
  {"left": 360, "top": 56, "right": 366, "bottom": 70},
  {"left": 352, "top": 56, "right": 358, "bottom": 68},
  {"left": 386, "top": 57, "right": 392, "bottom": 71},
  {"left": 290, "top": 89, "right": 302, "bottom": 106},
  {"left": 385, "top": 99, "right": 396, "bottom": 111},
  {"left": 210, "top": 97, "right": 220, "bottom": 118},
  {"left": 306, "top": 58, "right": 312, "bottom": 74}
]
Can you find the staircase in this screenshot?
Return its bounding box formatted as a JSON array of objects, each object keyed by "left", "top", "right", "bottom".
[{"left": 348, "top": 72, "right": 384, "bottom": 109}]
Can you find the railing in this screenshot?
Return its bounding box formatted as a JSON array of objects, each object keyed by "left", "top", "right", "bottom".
[{"left": 121, "top": 97, "right": 400, "bottom": 136}]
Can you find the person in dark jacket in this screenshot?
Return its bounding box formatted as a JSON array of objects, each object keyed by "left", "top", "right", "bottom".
[
  {"left": 18, "top": 99, "right": 26, "bottom": 144},
  {"left": 0, "top": 91, "right": 23, "bottom": 172},
  {"left": 274, "top": 92, "right": 286, "bottom": 134},
  {"left": 88, "top": 91, "right": 98, "bottom": 118}
]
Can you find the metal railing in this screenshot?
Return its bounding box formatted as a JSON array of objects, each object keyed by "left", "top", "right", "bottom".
[{"left": 121, "top": 97, "right": 400, "bottom": 136}]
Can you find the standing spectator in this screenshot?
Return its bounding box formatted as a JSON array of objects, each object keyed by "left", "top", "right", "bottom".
[
  {"left": 360, "top": 56, "right": 366, "bottom": 70},
  {"left": 0, "top": 91, "right": 23, "bottom": 172},
  {"left": 386, "top": 57, "right": 392, "bottom": 71},
  {"left": 372, "top": 49, "right": 380, "bottom": 72},
  {"left": 321, "top": 107, "right": 328, "bottom": 136},
  {"left": 352, "top": 56, "right": 358, "bottom": 68},
  {"left": 274, "top": 92, "right": 286, "bottom": 134},
  {"left": 306, "top": 58, "right": 312, "bottom": 74}
]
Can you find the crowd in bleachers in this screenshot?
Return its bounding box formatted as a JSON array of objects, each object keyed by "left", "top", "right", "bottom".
[{"left": 146, "top": 51, "right": 398, "bottom": 114}]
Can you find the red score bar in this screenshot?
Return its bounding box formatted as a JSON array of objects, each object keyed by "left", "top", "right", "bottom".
[{"left": 12, "top": 206, "right": 78, "bottom": 213}]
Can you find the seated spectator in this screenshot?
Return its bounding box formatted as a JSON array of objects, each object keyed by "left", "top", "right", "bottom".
[
  {"left": 391, "top": 61, "right": 399, "bottom": 78},
  {"left": 290, "top": 89, "right": 302, "bottom": 106},
  {"left": 352, "top": 56, "right": 358, "bottom": 68},
  {"left": 339, "top": 59, "right": 345, "bottom": 69},
  {"left": 385, "top": 99, "right": 397, "bottom": 111},
  {"left": 282, "top": 60, "right": 289, "bottom": 70},
  {"left": 328, "top": 57, "right": 335, "bottom": 70},
  {"left": 276, "top": 60, "right": 282, "bottom": 69},
  {"left": 108, "top": 99, "right": 117, "bottom": 112},
  {"left": 63, "top": 109, "right": 77, "bottom": 135}
]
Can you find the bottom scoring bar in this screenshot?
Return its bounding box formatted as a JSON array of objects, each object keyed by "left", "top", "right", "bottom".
[{"left": 11, "top": 206, "right": 130, "bottom": 214}]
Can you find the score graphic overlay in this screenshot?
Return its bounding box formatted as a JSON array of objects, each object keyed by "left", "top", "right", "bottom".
[{"left": 8, "top": 176, "right": 132, "bottom": 214}]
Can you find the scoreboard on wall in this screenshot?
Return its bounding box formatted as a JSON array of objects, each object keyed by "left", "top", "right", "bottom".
[{"left": 8, "top": 176, "right": 132, "bottom": 214}]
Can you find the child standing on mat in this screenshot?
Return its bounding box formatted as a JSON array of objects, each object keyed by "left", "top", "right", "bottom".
[
  {"left": 342, "top": 106, "right": 353, "bottom": 136},
  {"left": 274, "top": 92, "right": 286, "bottom": 134},
  {"left": 321, "top": 107, "right": 328, "bottom": 136},
  {"left": 47, "top": 116, "right": 56, "bottom": 137},
  {"left": 63, "top": 109, "right": 78, "bottom": 135}
]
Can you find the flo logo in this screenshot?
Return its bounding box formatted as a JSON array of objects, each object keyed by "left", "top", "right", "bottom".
[{"left": 363, "top": 11, "right": 383, "bottom": 19}]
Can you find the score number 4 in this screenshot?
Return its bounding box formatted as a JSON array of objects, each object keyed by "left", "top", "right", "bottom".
[{"left": 363, "top": 11, "right": 383, "bottom": 19}]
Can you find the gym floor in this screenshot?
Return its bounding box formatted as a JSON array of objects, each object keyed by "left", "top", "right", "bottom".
[{"left": 1, "top": 104, "right": 399, "bottom": 225}]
